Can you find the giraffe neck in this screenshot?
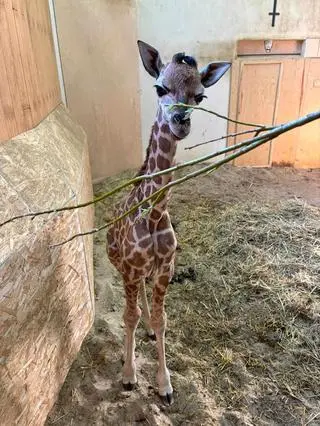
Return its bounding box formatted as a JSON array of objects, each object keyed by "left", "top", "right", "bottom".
[
  {"left": 144, "top": 108, "right": 178, "bottom": 189},
  {"left": 132, "top": 108, "right": 181, "bottom": 213}
]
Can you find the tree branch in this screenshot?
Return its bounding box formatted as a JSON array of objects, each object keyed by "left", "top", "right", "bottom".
[
  {"left": 185, "top": 126, "right": 274, "bottom": 151},
  {"left": 2, "top": 108, "right": 319, "bottom": 247},
  {"left": 0, "top": 128, "right": 274, "bottom": 227},
  {"left": 169, "top": 103, "right": 267, "bottom": 128},
  {"left": 51, "top": 109, "right": 320, "bottom": 246}
]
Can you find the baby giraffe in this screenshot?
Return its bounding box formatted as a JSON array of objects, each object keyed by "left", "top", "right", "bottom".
[{"left": 107, "top": 40, "right": 230, "bottom": 405}]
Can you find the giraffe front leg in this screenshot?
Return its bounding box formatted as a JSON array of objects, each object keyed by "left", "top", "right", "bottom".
[
  {"left": 122, "top": 278, "right": 141, "bottom": 390},
  {"left": 151, "top": 270, "right": 173, "bottom": 405}
]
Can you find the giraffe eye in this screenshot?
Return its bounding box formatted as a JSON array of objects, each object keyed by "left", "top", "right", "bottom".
[
  {"left": 155, "top": 85, "right": 169, "bottom": 97},
  {"left": 195, "top": 94, "right": 207, "bottom": 104}
]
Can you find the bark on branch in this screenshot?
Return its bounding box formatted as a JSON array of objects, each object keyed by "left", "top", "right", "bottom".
[{"left": 1, "top": 108, "right": 319, "bottom": 247}]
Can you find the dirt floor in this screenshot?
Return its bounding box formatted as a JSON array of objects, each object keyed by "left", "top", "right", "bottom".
[{"left": 47, "top": 165, "right": 320, "bottom": 426}]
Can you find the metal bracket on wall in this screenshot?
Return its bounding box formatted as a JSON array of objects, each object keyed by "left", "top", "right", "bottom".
[{"left": 48, "top": 0, "right": 67, "bottom": 106}]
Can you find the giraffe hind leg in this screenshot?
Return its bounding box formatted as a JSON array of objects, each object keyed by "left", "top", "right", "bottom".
[
  {"left": 151, "top": 265, "right": 174, "bottom": 405},
  {"left": 140, "top": 279, "right": 156, "bottom": 340}
]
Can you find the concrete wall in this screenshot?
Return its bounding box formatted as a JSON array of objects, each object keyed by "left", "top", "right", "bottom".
[
  {"left": 53, "top": 0, "right": 320, "bottom": 176},
  {"left": 54, "top": 0, "right": 142, "bottom": 182},
  {"left": 137, "top": 0, "right": 320, "bottom": 161}
]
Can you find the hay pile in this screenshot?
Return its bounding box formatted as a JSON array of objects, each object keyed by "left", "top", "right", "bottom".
[
  {"left": 48, "top": 166, "right": 320, "bottom": 426},
  {"left": 167, "top": 198, "right": 319, "bottom": 423}
]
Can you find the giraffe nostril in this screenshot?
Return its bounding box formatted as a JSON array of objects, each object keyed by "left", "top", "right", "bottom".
[{"left": 172, "top": 113, "right": 187, "bottom": 124}]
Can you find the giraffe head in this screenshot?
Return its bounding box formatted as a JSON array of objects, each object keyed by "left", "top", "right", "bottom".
[{"left": 138, "top": 40, "right": 231, "bottom": 139}]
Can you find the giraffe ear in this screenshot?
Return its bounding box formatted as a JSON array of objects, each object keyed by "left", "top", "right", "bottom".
[
  {"left": 200, "top": 62, "right": 231, "bottom": 88},
  {"left": 137, "top": 40, "right": 163, "bottom": 78}
]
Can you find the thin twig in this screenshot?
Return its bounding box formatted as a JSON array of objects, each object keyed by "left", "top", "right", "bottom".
[
  {"left": 51, "top": 137, "right": 270, "bottom": 246},
  {"left": 169, "top": 103, "right": 266, "bottom": 128},
  {"left": 51, "top": 109, "right": 320, "bottom": 246},
  {"left": 2, "top": 109, "right": 319, "bottom": 236},
  {"left": 305, "top": 411, "right": 320, "bottom": 426},
  {"left": 185, "top": 126, "right": 274, "bottom": 150},
  {"left": 0, "top": 129, "right": 274, "bottom": 227}
]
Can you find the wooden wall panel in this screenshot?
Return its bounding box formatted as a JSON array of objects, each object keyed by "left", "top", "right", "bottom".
[
  {"left": 228, "top": 57, "right": 320, "bottom": 169},
  {"left": 237, "top": 39, "right": 303, "bottom": 56},
  {"left": 1, "top": 1, "right": 32, "bottom": 135},
  {"left": 0, "top": 3, "right": 19, "bottom": 139},
  {"left": 228, "top": 60, "right": 240, "bottom": 140},
  {"left": 233, "top": 62, "right": 281, "bottom": 166},
  {"left": 0, "top": 0, "right": 60, "bottom": 143},
  {"left": 295, "top": 59, "right": 320, "bottom": 168},
  {"left": 271, "top": 59, "right": 305, "bottom": 166}
]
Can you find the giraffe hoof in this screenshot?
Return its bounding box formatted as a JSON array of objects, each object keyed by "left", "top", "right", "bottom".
[
  {"left": 159, "top": 392, "right": 174, "bottom": 406},
  {"left": 148, "top": 332, "right": 156, "bottom": 341},
  {"left": 123, "top": 382, "right": 137, "bottom": 391}
]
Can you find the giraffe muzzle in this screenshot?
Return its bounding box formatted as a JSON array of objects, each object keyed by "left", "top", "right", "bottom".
[{"left": 172, "top": 113, "right": 190, "bottom": 125}]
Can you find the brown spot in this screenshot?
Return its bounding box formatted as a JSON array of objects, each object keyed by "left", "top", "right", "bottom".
[
  {"left": 137, "top": 188, "right": 143, "bottom": 199},
  {"left": 157, "top": 232, "right": 176, "bottom": 255},
  {"left": 154, "top": 121, "right": 159, "bottom": 135},
  {"left": 157, "top": 155, "right": 170, "bottom": 170},
  {"left": 157, "top": 215, "right": 171, "bottom": 231},
  {"left": 159, "top": 137, "right": 171, "bottom": 153},
  {"left": 152, "top": 139, "right": 158, "bottom": 154},
  {"left": 150, "top": 209, "right": 162, "bottom": 221},
  {"left": 138, "top": 236, "right": 152, "bottom": 249},
  {"left": 161, "top": 123, "right": 170, "bottom": 134},
  {"left": 149, "top": 157, "right": 156, "bottom": 171},
  {"left": 154, "top": 282, "right": 167, "bottom": 294},
  {"left": 128, "top": 251, "right": 147, "bottom": 268},
  {"left": 135, "top": 222, "right": 147, "bottom": 239},
  {"left": 153, "top": 176, "right": 162, "bottom": 185},
  {"left": 145, "top": 185, "right": 152, "bottom": 197}
]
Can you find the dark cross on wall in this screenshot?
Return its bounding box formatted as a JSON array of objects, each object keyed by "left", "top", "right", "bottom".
[{"left": 269, "top": 0, "right": 280, "bottom": 26}]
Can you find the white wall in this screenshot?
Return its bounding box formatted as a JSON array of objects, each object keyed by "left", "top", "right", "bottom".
[
  {"left": 54, "top": 0, "right": 142, "bottom": 182},
  {"left": 137, "top": 0, "right": 320, "bottom": 162}
]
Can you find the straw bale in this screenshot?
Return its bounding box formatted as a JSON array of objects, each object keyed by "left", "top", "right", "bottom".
[{"left": 0, "top": 105, "right": 94, "bottom": 425}]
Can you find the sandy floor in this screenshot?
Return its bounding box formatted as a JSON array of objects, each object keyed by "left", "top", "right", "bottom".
[{"left": 47, "top": 165, "right": 320, "bottom": 426}]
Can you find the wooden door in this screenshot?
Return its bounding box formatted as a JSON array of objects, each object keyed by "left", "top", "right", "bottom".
[
  {"left": 231, "top": 61, "right": 280, "bottom": 166},
  {"left": 295, "top": 59, "right": 320, "bottom": 168},
  {"left": 228, "top": 57, "right": 320, "bottom": 168}
]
